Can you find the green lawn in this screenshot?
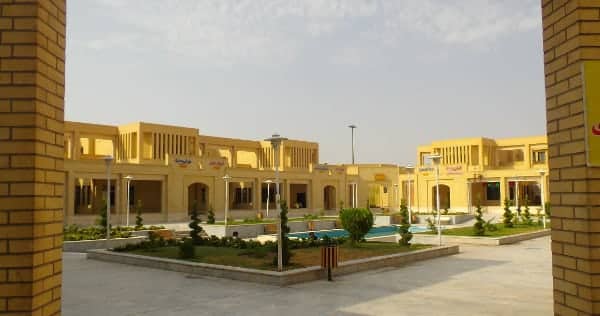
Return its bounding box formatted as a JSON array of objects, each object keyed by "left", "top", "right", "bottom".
[
  {"left": 420, "top": 223, "right": 547, "bottom": 237},
  {"left": 128, "top": 242, "right": 429, "bottom": 271}
]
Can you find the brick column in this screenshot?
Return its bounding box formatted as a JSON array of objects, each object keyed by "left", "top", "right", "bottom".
[
  {"left": 543, "top": 0, "right": 600, "bottom": 315},
  {"left": 0, "top": 1, "right": 66, "bottom": 315}
]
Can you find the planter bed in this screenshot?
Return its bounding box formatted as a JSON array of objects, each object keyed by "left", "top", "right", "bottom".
[
  {"left": 414, "top": 214, "right": 474, "bottom": 225},
  {"left": 87, "top": 244, "right": 458, "bottom": 285},
  {"left": 412, "top": 229, "right": 550, "bottom": 246},
  {"left": 63, "top": 236, "right": 147, "bottom": 253},
  {"left": 200, "top": 220, "right": 337, "bottom": 239}
]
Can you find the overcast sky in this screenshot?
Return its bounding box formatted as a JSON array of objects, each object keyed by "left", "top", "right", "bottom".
[{"left": 66, "top": 0, "right": 546, "bottom": 165}]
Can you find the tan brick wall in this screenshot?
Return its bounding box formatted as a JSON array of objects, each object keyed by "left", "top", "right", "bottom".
[
  {"left": 0, "top": 1, "right": 66, "bottom": 315},
  {"left": 543, "top": 0, "right": 600, "bottom": 315}
]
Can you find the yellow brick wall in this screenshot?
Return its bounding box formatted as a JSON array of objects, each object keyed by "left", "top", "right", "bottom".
[
  {"left": 543, "top": 0, "right": 600, "bottom": 315},
  {"left": 0, "top": 1, "right": 66, "bottom": 315}
]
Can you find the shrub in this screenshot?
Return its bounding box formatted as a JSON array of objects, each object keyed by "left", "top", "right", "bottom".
[
  {"left": 189, "top": 200, "right": 203, "bottom": 244},
  {"left": 207, "top": 205, "right": 216, "bottom": 224},
  {"left": 96, "top": 203, "right": 109, "bottom": 233},
  {"left": 514, "top": 204, "right": 522, "bottom": 225},
  {"left": 273, "top": 200, "right": 292, "bottom": 267},
  {"left": 64, "top": 225, "right": 133, "bottom": 241},
  {"left": 242, "top": 217, "right": 263, "bottom": 224},
  {"left": 426, "top": 217, "right": 438, "bottom": 234},
  {"left": 473, "top": 201, "right": 485, "bottom": 236},
  {"left": 485, "top": 218, "right": 498, "bottom": 232},
  {"left": 339, "top": 208, "right": 374, "bottom": 244},
  {"left": 502, "top": 199, "right": 514, "bottom": 228},
  {"left": 135, "top": 200, "right": 144, "bottom": 230},
  {"left": 178, "top": 238, "right": 195, "bottom": 259},
  {"left": 522, "top": 198, "right": 532, "bottom": 225},
  {"left": 397, "top": 199, "right": 412, "bottom": 246},
  {"left": 303, "top": 213, "right": 319, "bottom": 220},
  {"left": 544, "top": 202, "right": 551, "bottom": 216}
]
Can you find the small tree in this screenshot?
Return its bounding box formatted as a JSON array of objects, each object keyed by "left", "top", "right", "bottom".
[
  {"left": 514, "top": 203, "right": 522, "bottom": 225},
  {"left": 398, "top": 199, "right": 413, "bottom": 246},
  {"left": 179, "top": 238, "right": 195, "bottom": 259},
  {"left": 473, "top": 200, "right": 485, "bottom": 236},
  {"left": 273, "top": 200, "right": 291, "bottom": 266},
  {"left": 426, "top": 217, "right": 438, "bottom": 234},
  {"left": 189, "top": 200, "right": 203, "bottom": 244},
  {"left": 503, "top": 199, "right": 514, "bottom": 228},
  {"left": 134, "top": 200, "right": 144, "bottom": 230},
  {"left": 207, "top": 205, "right": 216, "bottom": 224},
  {"left": 522, "top": 197, "right": 532, "bottom": 225},
  {"left": 96, "top": 203, "right": 108, "bottom": 231},
  {"left": 340, "top": 208, "right": 374, "bottom": 245}
]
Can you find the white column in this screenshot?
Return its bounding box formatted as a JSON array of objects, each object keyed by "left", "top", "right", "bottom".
[
  {"left": 436, "top": 164, "right": 441, "bottom": 246},
  {"left": 407, "top": 179, "right": 412, "bottom": 225},
  {"left": 467, "top": 182, "right": 472, "bottom": 214},
  {"left": 515, "top": 180, "right": 520, "bottom": 210}
]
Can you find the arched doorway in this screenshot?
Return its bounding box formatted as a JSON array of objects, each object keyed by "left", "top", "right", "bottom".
[
  {"left": 432, "top": 184, "right": 451, "bottom": 211},
  {"left": 188, "top": 183, "right": 209, "bottom": 214},
  {"left": 324, "top": 185, "right": 336, "bottom": 210}
]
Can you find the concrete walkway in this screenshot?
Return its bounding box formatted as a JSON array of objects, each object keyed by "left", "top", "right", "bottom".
[{"left": 62, "top": 236, "right": 552, "bottom": 316}]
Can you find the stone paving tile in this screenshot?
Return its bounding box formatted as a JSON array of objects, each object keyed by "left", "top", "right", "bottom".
[{"left": 63, "top": 236, "right": 552, "bottom": 316}]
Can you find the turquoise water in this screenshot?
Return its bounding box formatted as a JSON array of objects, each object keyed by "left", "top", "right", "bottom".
[{"left": 288, "top": 225, "right": 428, "bottom": 240}]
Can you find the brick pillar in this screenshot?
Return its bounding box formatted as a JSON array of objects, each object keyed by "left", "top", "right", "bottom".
[
  {"left": 543, "top": 0, "right": 600, "bottom": 315},
  {"left": 0, "top": 1, "right": 66, "bottom": 315}
]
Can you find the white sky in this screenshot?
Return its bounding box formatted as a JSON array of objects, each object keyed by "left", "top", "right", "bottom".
[{"left": 65, "top": 0, "right": 546, "bottom": 165}]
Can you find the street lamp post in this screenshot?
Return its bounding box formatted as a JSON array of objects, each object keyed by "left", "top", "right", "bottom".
[
  {"left": 223, "top": 175, "right": 232, "bottom": 227},
  {"left": 124, "top": 175, "right": 133, "bottom": 226},
  {"left": 348, "top": 125, "right": 356, "bottom": 164},
  {"left": 266, "top": 133, "right": 288, "bottom": 272},
  {"left": 264, "top": 179, "right": 273, "bottom": 218},
  {"left": 406, "top": 164, "right": 414, "bottom": 225},
  {"left": 429, "top": 154, "right": 442, "bottom": 246},
  {"left": 539, "top": 170, "right": 547, "bottom": 229},
  {"left": 103, "top": 156, "right": 113, "bottom": 241}
]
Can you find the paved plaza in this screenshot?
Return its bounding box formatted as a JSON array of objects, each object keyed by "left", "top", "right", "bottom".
[{"left": 63, "top": 237, "right": 552, "bottom": 316}]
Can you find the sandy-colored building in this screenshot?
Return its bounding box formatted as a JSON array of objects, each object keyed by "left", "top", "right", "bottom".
[
  {"left": 63, "top": 121, "right": 367, "bottom": 225},
  {"left": 62, "top": 120, "right": 548, "bottom": 225},
  {"left": 401, "top": 136, "right": 549, "bottom": 214}
]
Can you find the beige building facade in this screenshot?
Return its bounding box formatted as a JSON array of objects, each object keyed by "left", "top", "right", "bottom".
[
  {"left": 63, "top": 121, "right": 366, "bottom": 225},
  {"left": 62, "top": 120, "right": 549, "bottom": 225},
  {"left": 403, "top": 136, "right": 550, "bottom": 214}
]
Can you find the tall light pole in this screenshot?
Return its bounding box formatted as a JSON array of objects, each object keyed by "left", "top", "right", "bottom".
[
  {"left": 264, "top": 179, "right": 273, "bottom": 217},
  {"left": 406, "top": 164, "right": 414, "bottom": 225},
  {"left": 103, "top": 156, "right": 113, "bottom": 241},
  {"left": 223, "top": 174, "right": 232, "bottom": 227},
  {"left": 348, "top": 125, "right": 356, "bottom": 164},
  {"left": 539, "top": 170, "right": 547, "bottom": 228},
  {"left": 124, "top": 175, "right": 133, "bottom": 226},
  {"left": 429, "top": 154, "right": 442, "bottom": 246},
  {"left": 266, "top": 133, "right": 288, "bottom": 272}
]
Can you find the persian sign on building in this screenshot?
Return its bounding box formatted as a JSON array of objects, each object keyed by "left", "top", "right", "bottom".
[
  {"left": 174, "top": 158, "right": 192, "bottom": 168},
  {"left": 446, "top": 165, "right": 463, "bottom": 175},
  {"left": 584, "top": 61, "right": 600, "bottom": 166},
  {"left": 208, "top": 159, "right": 225, "bottom": 170}
]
